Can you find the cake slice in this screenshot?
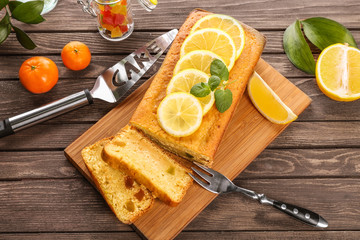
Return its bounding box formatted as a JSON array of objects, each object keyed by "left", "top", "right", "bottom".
[
  {"left": 130, "top": 9, "right": 266, "bottom": 166},
  {"left": 102, "top": 125, "right": 193, "bottom": 207},
  {"left": 81, "top": 138, "right": 154, "bottom": 224}
]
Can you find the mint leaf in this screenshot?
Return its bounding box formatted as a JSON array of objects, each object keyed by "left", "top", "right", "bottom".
[
  {"left": 283, "top": 20, "right": 316, "bottom": 75},
  {"left": 0, "top": 0, "right": 9, "bottom": 10},
  {"left": 210, "top": 59, "right": 229, "bottom": 81},
  {"left": 8, "top": 0, "right": 23, "bottom": 12},
  {"left": 13, "top": 26, "right": 36, "bottom": 50},
  {"left": 11, "top": 0, "right": 45, "bottom": 24},
  {"left": 214, "top": 89, "right": 232, "bottom": 113},
  {"left": 190, "top": 82, "right": 211, "bottom": 97},
  {"left": 301, "top": 17, "right": 358, "bottom": 50},
  {"left": 208, "top": 75, "right": 221, "bottom": 91}
]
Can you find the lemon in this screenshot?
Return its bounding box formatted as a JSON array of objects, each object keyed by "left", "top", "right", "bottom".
[
  {"left": 167, "top": 69, "right": 214, "bottom": 115},
  {"left": 157, "top": 92, "right": 203, "bottom": 137},
  {"left": 248, "top": 72, "right": 297, "bottom": 124},
  {"left": 174, "top": 50, "right": 227, "bottom": 76},
  {"left": 316, "top": 43, "right": 360, "bottom": 101},
  {"left": 191, "top": 14, "right": 245, "bottom": 59},
  {"left": 180, "top": 28, "right": 236, "bottom": 71},
  {"left": 149, "top": 0, "right": 157, "bottom": 5}
]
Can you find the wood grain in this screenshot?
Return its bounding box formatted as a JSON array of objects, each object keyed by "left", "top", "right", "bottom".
[
  {"left": 0, "top": 178, "right": 358, "bottom": 232},
  {"left": 2, "top": 231, "right": 360, "bottom": 240},
  {"left": 5, "top": 0, "right": 359, "bottom": 31},
  {"left": 63, "top": 59, "right": 311, "bottom": 239}
]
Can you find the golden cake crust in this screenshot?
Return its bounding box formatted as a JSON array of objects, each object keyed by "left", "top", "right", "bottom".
[{"left": 130, "top": 9, "right": 266, "bottom": 166}]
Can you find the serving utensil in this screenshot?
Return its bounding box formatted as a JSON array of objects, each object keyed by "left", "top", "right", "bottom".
[
  {"left": 0, "top": 29, "right": 178, "bottom": 138},
  {"left": 189, "top": 162, "right": 328, "bottom": 228}
]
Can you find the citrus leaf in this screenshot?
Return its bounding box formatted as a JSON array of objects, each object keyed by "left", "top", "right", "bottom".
[
  {"left": 8, "top": 0, "right": 23, "bottom": 12},
  {"left": 0, "top": 24, "right": 10, "bottom": 45},
  {"left": 301, "top": 17, "right": 358, "bottom": 50},
  {"left": 0, "top": 14, "right": 11, "bottom": 45},
  {"left": 283, "top": 20, "right": 316, "bottom": 75},
  {"left": 13, "top": 26, "right": 37, "bottom": 50},
  {"left": 0, "top": 0, "right": 9, "bottom": 10},
  {"left": 11, "top": 0, "right": 44, "bottom": 24}
]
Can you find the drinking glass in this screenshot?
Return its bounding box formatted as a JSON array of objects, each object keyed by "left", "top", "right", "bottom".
[{"left": 78, "top": 0, "right": 157, "bottom": 41}]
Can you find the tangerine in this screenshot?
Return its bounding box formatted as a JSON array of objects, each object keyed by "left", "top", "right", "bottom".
[{"left": 61, "top": 41, "right": 91, "bottom": 71}]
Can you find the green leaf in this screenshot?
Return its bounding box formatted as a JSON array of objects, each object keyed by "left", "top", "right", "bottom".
[
  {"left": 0, "top": 0, "right": 9, "bottom": 10},
  {"left": 0, "top": 24, "right": 10, "bottom": 45},
  {"left": 283, "top": 20, "right": 316, "bottom": 75},
  {"left": 11, "top": 0, "right": 45, "bottom": 24},
  {"left": 0, "top": 14, "right": 11, "bottom": 45},
  {"left": 13, "top": 26, "right": 37, "bottom": 50},
  {"left": 301, "top": 17, "right": 358, "bottom": 50},
  {"left": 208, "top": 75, "right": 221, "bottom": 91},
  {"left": 190, "top": 82, "right": 211, "bottom": 97},
  {"left": 8, "top": 0, "right": 23, "bottom": 12},
  {"left": 214, "top": 89, "right": 232, "bottom": 113},
  {"left": 210, "top": 59, "right": 229, "bottom": 81}
]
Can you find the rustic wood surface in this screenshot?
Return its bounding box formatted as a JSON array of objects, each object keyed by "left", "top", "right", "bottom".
[{"left": 0, "top": 0, "right": 359, "bottom": 239}]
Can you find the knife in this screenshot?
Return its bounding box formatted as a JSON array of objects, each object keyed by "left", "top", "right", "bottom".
[{"left": 0, "top": 29, "right": 178, "bottom": 138}]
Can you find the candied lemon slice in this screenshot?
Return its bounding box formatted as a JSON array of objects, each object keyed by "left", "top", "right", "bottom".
[
  {"left": 180, "top": 28, "right": 236, "bottom": 71},
  {"left": 157, "top": 92, "right": 203, "bottom": 137},
  {"left": 167, "top": 69, "right": 214, "bottom": 115},
  {"left": 174, "top": 50, "right": 227, "bottom": 76},
  {"left": 191, "top": 14, "right": 245, "bottom": 59},
  {"left": 248, "top": 72, "right": 298, "bottom": 124},
  {"left": 316, "top": 43, "right": 360, "bottom": 101}
]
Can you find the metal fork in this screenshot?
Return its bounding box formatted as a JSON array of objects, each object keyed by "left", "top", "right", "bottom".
[{"left": 189, "top": 162, "right": 328, "bottom": 228}]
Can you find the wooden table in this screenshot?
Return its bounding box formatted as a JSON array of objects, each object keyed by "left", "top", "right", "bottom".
[{"left": 1, "top": 0, "right": 359, "bottom": 239}]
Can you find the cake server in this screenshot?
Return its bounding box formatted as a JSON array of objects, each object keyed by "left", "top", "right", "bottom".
[
  {"left": 0, "top": 29, "right": 178, "bottom": 138},
  {"left": 190, "top": 162, "right": 328, "bottom": 228}
]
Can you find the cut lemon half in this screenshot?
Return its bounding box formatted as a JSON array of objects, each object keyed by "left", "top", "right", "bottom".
[
  {"left": 167, "top": 69, "right": 214, "bottom": 115},
  {"left": 180, "top": 28, "right": 236, "bottom": 71},
  {"left": 191, "top": 14, "right": 245, "bottom": 59},
  {"left": 316, "top": 43, "right": 360, "bottom": 101},
  {"left": 174, "top": 50, "right": 227, "bottom": 76},
  {"left": 157, "top": 92, "right": 203, "bottom": 137},
  {"left": 248, "top": 72, "right": 297, "bottom": 124}
]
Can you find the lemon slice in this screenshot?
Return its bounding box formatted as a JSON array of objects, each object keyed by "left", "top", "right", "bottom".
[
  {"left": 157, "top": 92, "right": 203, "bottom": 137},
  {"left": 149, "top": 0, "right": 158, "bottom": 5},
  {"left": 191, "top": 14, "right": 245, "bottom": 59},
  {"left": 248, "top": 72, "right": 297, "bottom": 124},
  {"left": 174, "top": 50, "right": 227, "bottom": 76},
  {"left": 167, "top": 69, "right": 214, "bottom": 115},
  {"left": 180, "top": 28, "right": 236, "bottom": 71},
  {"left": 316, "top": 43, "right": 360, "bottom": 101}
]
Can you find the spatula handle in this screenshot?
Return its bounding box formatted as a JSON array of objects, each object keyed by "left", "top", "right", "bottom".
[{"left": 0, "top": 90, "right": 93, "bottom": 138}]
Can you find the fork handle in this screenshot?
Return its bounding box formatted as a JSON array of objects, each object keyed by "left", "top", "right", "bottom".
[
  {"left": 272, "top": 200, "right": 328, "bottom": 228},
  {"left": 0, "top": 90, "right": 93, "bottom": 138}
]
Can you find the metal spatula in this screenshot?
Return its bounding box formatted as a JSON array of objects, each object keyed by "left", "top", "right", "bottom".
[{"left": 0, "top": 29, "right": 178, "bottom": 138}]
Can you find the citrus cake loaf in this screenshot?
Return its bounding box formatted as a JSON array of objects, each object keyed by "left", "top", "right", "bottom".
[
  {"left": 102, "top": 125, "right": 193, "bottom": 207},
  {"left": 81, "top": 138, "right": 154, "bottom": 224},
  {"left": 130, "top": 9, "right": 266, "bottom": 166}
]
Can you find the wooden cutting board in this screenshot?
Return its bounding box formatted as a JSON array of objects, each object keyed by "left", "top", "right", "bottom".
[{"left": 64, "top": 58, "right": 311, "bottom": 240}]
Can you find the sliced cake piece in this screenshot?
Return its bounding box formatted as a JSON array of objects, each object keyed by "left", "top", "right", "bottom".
[
  {"left": 102, "top": 125, "right": 193, "bottom": 207},
  {"left": 129, "top": 9, "right": 266, "bottom": 166},
  {"left": 81, "top": 138, "right": 154, "bottom": 224}
]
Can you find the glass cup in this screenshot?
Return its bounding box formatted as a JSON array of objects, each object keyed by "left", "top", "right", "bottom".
[{"left": 78, "top": 0, "right": 156, "bottom": 41}]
